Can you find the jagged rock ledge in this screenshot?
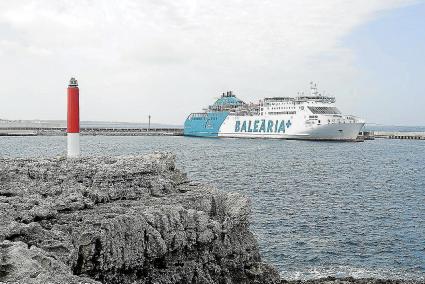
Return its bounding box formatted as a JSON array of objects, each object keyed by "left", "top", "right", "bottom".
[
  {"left": 283, "top": 277, "right": 422, "bottom": 284},
  {"left": 0, "top": 153, "right": 279, "bottom": 284}
]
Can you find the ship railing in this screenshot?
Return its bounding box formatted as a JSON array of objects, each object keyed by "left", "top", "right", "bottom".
[
  {"left": 295, "top": 96, "right": 336, "bottom": 103},
  {"left": 188, "top": 113, "right": 208, "bottom": 119},
  {"left": 230, "top": 109, "right": 258, "bottom": 116},
  {"left": 343, "top": 115, "right": 363, "bottom": 122},
  {"left": 263, "top": 97, "right": 293, "bottom": 102}
]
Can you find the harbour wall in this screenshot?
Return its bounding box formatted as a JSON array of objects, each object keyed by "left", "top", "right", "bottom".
[
  {"left": 374, "top": 131, "right": 425, "bottom": 140},
  {"left": 2, "top": 127, "right": 425, "bottom": 141},
  {"left": 0, "top": 127, "right": 184, "bottom": 136}
]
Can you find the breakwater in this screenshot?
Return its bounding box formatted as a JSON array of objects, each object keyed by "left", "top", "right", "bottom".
[
  {"left": 374, "top": 131, "right": 425, "bottom": 140},
  {"left": 0, "top": 127, "right": 183, "bottom": 136},
  {"left": 2, "top": 127, "right": 425, "bottom": 141}
]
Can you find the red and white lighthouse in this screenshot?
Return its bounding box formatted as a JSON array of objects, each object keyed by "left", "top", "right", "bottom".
[{"left": 67, "top": 77, "right": 80, "bottom": 158}]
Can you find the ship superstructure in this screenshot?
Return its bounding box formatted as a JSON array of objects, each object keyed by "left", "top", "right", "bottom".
[{"left": 184, "top": 83, "right": 365, "bottom": 141}]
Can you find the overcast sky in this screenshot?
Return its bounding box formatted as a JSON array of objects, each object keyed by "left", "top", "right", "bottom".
[{"left": 0, "top": 0, "right": 424, "bottom": 126}]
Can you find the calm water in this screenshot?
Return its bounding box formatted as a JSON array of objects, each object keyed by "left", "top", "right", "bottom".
[{"left": 1, "top": 136, "right": 424, "bottom": 280}]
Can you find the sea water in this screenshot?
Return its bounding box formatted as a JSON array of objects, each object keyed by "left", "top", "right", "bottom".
[{"left": 1, "top": 136, "right": 424, "bottom": 280}]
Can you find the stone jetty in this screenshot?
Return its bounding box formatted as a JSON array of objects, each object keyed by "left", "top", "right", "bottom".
[
  {"left": 0, "top": 127, "right": 183, "bottom": 136},
  {"left": 0, "top": 153, "right": 279, "bottom": 284}
]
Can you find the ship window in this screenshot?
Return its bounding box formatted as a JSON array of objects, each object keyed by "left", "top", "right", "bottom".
[{"left": 307, "top": 106, "right": 341, "bottom": 114}]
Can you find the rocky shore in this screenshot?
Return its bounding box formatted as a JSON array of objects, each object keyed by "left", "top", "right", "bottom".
[
  {"left": 0, "top": 153, "right": 421, "bottom": 284},
  {"left": 283, "top": 277, "right": 421, "bottom": 284},
  {"left": 0, "top": 153, "right": 279, "bottom": 284}
]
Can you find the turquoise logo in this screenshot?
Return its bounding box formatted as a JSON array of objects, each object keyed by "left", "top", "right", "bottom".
[{"left": 234, "top": 119, "right": 291, "bottom": 133}]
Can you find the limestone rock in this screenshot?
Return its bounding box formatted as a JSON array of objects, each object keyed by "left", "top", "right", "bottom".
[
  {"left": 0, "top": 152, "right": 280, "bottom": 284},
  {"left": 282, "top": 277, "right": 421, "bottom": 284},
  {"left": 0, "top": 240, "right": 99, "bottom": 284}
]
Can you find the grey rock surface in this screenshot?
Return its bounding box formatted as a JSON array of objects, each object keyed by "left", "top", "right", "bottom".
[
  {"left": 282, "top": 277, "right": 422, "bottom": 284},
  {"left": 0, "top": 153, "right": 280, "bottom": 284}
]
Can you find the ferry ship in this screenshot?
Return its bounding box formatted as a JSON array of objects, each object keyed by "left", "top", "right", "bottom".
[{"left": 184, "top": 83, "right": 365, "bottom": 141}]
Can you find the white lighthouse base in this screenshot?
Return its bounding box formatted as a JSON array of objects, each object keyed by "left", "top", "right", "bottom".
[{"left": 67, "top": 133, "right": 80, "bottom": 158}]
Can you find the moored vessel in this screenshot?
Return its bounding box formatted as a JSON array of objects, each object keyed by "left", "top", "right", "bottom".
[{"left": 184, "top": 83, "right": 365, "bottom": 141}]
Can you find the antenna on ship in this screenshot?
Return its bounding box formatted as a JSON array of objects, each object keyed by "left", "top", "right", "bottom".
[{"left": 310, "top": 82, "right": 319, "bottom": 96}]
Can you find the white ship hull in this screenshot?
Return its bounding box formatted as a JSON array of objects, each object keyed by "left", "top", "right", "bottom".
[{"left": 217, "top": 115, "right": 364, "bottom": 141}]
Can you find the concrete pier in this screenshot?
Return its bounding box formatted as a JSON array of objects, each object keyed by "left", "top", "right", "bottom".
[
  {"left": 2, "top": 127, "right": 425, "bottom": 140},
  {"left": 0, "top": 129, "right": 37, "bottom": 136},
  {"left": 374, "top": 131, "right": 425, "bottom": 140},
  {"left": 0, "top": 127, "right": 183, "bottom": 136}
]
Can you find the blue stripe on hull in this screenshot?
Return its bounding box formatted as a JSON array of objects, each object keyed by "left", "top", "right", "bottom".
[{"left": 184, "top": 112, "right": 228, "bottom": 137}]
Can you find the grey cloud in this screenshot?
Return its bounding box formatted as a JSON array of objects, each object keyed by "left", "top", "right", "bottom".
[{"left": 0, "top": 0, "right": 420, "bottom": 125}]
